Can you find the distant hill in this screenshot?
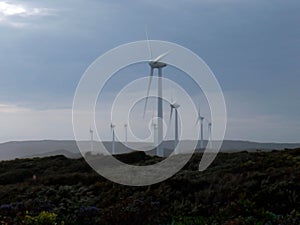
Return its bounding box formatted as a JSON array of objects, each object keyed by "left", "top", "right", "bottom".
[
  {"left": 212, "top": 140, "right": 300, "bottom": 152},
  {"left": 25, "top": 149, "right": 81, "bottom": 159},
  {"left": 0, "top": 140, "right": 80, "bottom": 161},
  {"left": 0, "top": 139, "right": 300, "bottom": 161}
]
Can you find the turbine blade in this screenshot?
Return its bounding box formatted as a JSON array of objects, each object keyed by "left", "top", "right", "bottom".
[
  {"left": 195, "top": 116, "right": 200, "bottom": 126},
  {"left": 145, "top": 25, "right": 152, "bottom": 60},
  {"left": 153, "top": 51, "right": 170, "bottom": 63},
  {"left": 143, "top": 68, "right": 154, "bottom": 117},
  {"left": 170, "top": 107, "right": 173, "bottom": 121}
]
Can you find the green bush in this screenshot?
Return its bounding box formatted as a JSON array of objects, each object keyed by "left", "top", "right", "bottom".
[{"left": 24, "top": 211, "right": 63, "bottom": 225}]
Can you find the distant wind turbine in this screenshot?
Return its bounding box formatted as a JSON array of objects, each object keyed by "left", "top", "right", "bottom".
[
  {"left": 110, "top": 123, "right": 116, "bottom": 155},
  {"left": 124, "top": 123, "right": 128, "bottom": 144},
  {"left": 144, "top": 30, "right": 170, "bottom": 157},
  {"left": 89, "top": 127, "right": 93, "bottom": 152},
  {"left": 196, "top": 104, "right": 205, "bottom": 149},
  {"left": 208, "top": 121, "right": 212, "bottom": 149},
  {"left": 169, "top": 101, "right": 180, "bottom": 153}
]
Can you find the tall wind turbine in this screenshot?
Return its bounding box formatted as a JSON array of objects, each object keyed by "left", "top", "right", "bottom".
[
  {"left": 110, "top": 123, "right": 116, "bottom": 155},
  {"left": 89, "top": 127, "right": 94, "bottom": 152},
  {"left": 196, "top": 105, "right": 205, "bottom": 149},
  {"left": 169, "top": 101, "right": 180, "bottom": 153},
  {"left": 144, "top": 33, "right": 169, "bottom": 157},
  {"left": 124, "top": 123, "right": 128, "bottom": 144}
]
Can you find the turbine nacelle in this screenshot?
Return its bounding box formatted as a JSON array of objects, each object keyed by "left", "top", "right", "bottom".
[
  {"left": 196, "top": 115, "right": 204, "bottom": 124},
  {"left": 148, "top": 50, "right": 169, "bottom": 68},
  {"left": 149, "top": 61, "right": 167, "bottom": 69},
  {"left": 170, "top": 102, "right": 180, "bottom": 109}
]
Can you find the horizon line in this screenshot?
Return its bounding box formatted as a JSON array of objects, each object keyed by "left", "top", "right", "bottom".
[{"left": 1, "top": 139, "right": 300, "bottom": 145}]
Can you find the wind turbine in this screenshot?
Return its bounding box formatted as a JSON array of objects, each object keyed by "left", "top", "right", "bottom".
[
  {"left": 144, "top": 32, "right": 169, "bottom": 157},
  {"left": 196, "top": 104, "right": 205, "bottom": 149},
  {"left": 124, "top": 123, "right": 128, "bottom": 144},
  {"left": 208, "top": 121, "right": 212, "bottom": 149},
  {"left": 110, "top": 123, "right": 116, "bottom": 155},
  {"left": 151, "top": 111, "right": 158, "bottom": 146},
  {"left": 89, "top": 127, "right": 94, "bottom": 152},
  {"left": 169, "top": 101, "right": 180, "bottom": 153}
]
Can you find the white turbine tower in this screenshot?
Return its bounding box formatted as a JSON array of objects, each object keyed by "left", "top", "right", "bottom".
[
  {"left": 203, "top": 118, "right": 212, "bottom": 149},
  {"left": 151, "top": 111, "right": 158, "bottom": 146},
  {"left": 124, "top": 123, "right": 128, "bottom": 144},
  {"left": 89, "top": 127, "right": 94, "bottom": 152},
  {"left": 144, "top": 36, "right": 169, "bottom": 157},
  {"left": 110, "top": 123, "right": 116, "bottom": 155},
  {"left": 208, "top": 121, "right": 212, "bottom": 149},
  {"left": 169, "top": 101, "right": 180, "bottom": 153},
  {"left": 196, "top": 105, "right": 205, "bottom": 149}
]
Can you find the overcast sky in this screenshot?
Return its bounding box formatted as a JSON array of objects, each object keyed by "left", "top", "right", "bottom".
[{"left": 0, "top": 0, "right": 299, "bottom": 143}]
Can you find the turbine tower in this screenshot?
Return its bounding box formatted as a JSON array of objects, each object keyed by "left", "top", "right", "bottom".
[
  {"left": 144, "top": 36, "right": 169, "bottom": 157},
  {"left": 110, "top": 123, "right": 116, "bottom": 155},
  {"left": 151, "top": 112, "right": 158, "bottom": 146},
  {"left": 89, "top": 127, "right": 93, "bottom": 152},
  {"left": 208, "top": 122, "right": 212, "bottom": 149},
  {"left": 196, "top": 105, "right": 205, "bottom": 149},
  {"left": 124, "top": 123, "right": 128, "bottom": 144},
  {"left": 169, "top": 102, "right": 180, "bottom": 153}
]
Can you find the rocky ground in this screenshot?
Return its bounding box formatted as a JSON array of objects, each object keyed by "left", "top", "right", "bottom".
[{"left": 0, "top": 149, "right": 300, "bottom": 224}]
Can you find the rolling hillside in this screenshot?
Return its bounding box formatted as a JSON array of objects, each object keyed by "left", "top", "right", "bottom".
[{"left": 0, "top": 140, "right": 300, "bottom": 160}]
